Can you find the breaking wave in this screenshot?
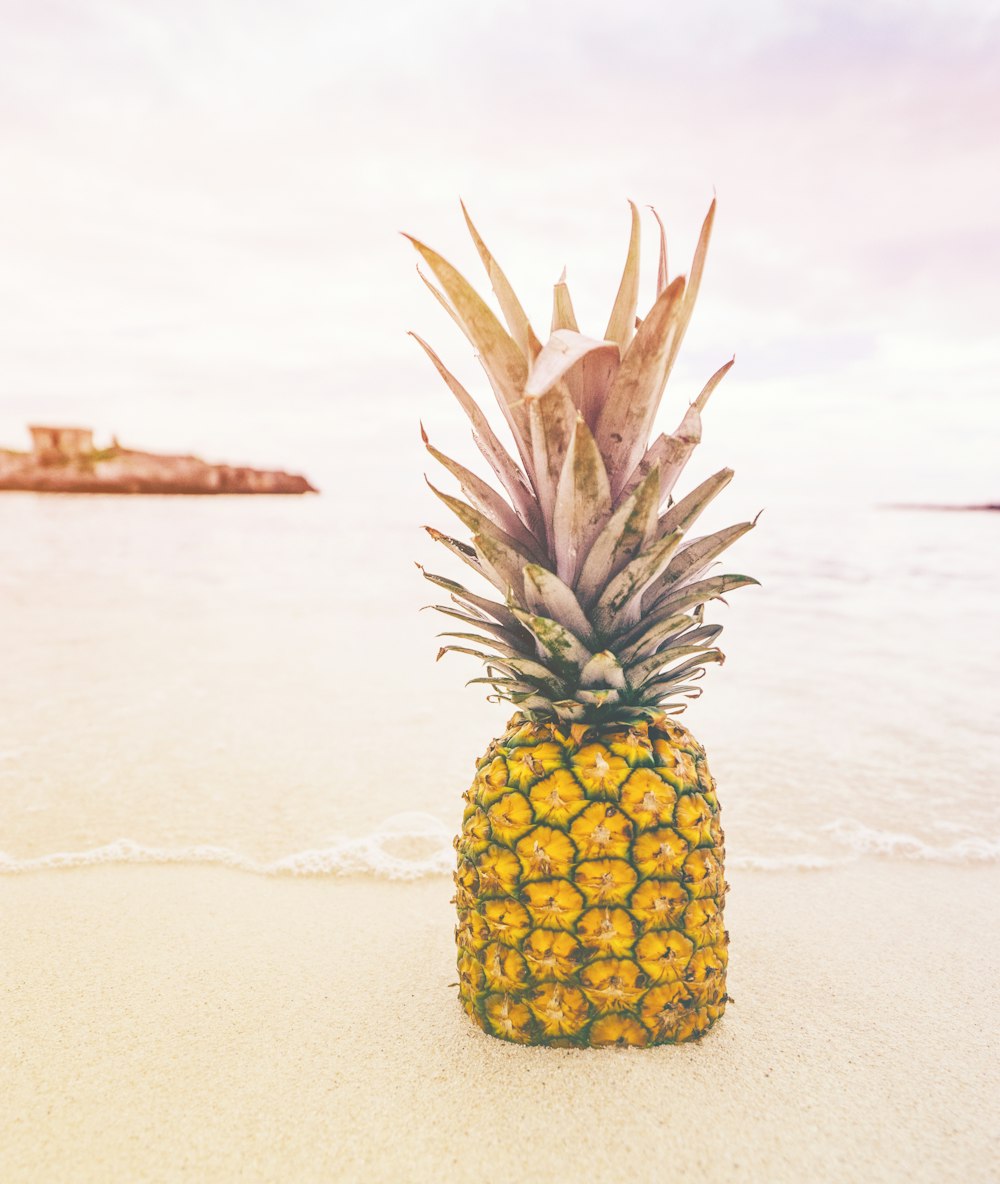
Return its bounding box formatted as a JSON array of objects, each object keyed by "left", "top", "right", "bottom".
[
  {"left": 1, "top": 814, "right": 997, "bottom": 879},
  {"left": 0, "top": 812, "right": 455, "bottom": 880},
  {"left": 818, "top": 818, "right": 1000, "bottom": 864}
]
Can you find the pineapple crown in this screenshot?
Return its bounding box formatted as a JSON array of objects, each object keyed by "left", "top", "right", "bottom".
[{"left": 408, "top": 200, "right": 758, "bottom": 725}]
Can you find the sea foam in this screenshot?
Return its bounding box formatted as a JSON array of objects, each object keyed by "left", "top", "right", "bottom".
[
  {"left": 820, "top": 818, "right": 1000, "bottom": 863},
  {"left": 1, "top": 813, "right": 997, "bottom": 878},
  {"left": 0, "top": 812, "right": 454, "bottom": 880}
]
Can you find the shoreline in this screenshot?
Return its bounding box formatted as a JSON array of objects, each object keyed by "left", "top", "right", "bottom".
[{"left": 2, "top": 860, "right": 997, "bottom": 1183}]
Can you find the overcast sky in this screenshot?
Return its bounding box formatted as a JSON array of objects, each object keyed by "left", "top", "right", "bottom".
[{"left": 0, "top": 0, "right": 997, "bottom": 496}]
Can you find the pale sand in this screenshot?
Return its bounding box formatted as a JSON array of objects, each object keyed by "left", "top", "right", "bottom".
[{"left": 1, "top": 864, "right": 997, "bottom": 1184}]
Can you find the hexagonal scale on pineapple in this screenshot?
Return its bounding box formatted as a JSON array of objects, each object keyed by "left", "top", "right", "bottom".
[
  {"left": 526, "top": 983, "right": 590, "bottom": 1038},
  {"left": 514, "top": 826, "right": 576, "bottom": 879},
  {"left": 651, "top": 742, "right": 698, "bottom": 788},
  {"left": 635, "top": 930, "right": 695, "bottom": 985},
  {"left": 569, "top": 802, "right": 634, "bottom": 859},
  {"left": 695, "top": 756, "right": 719, "bottom": 801},
  {"left": 576, "top": 907, "right": 638, "bottom": 957},
  {"left": 473, "top": 756, "right": 509, "bottom": 806},
  {"left": 671, "top": 1006, "right": 717, "bottom": 1043},
  {"left": 503, "top": 741, "right": 565, "bottom": 790},
  {"left": 682, "top": 898, "right": 725, "bottom": 949},
  {"left": 459, "top": 909, "right": 490, "bottom": 952},
  {"left": 579, "top": 958, "right": 647, "bottom": 1013},
  {"left": 618, "top": 768, "right": 678, "bottom": 829},
  {"left": 601, "top": 727, "right": 655, "bottom": 768},
  {"left": 628, "top": 879, "right": 689, "bottom": 929},
  {"left": 520, "top": 879, "right": 585, "bottom": 931},
  {"left": 481, "top": 942, "right": 530, "bottom": 992},
  {"left": 640, "top": 982, "right": 695, "bottom": 1039},
  {"left": 485, "top": 792, "right": 534, "bottom": 845},
  {"left": 685, "top": 944, "right": 728, "bottom": 984},
  {"left": 682, "top": 849, "right": 725, "bottom": 898},
  {"left": 521, "top": 930, "right": 582, "bottom": 981},
  {"left": 587, "top": 1014, "right": 651, "bottom": 1049},
  {"left": 457, "top": 952, "right": 486, "bottom": 998},
  {"left": 457, "top": 807, "right": 490, "bottom": 857},
  {"left": 479, "top": 899, "right": 531, "bottom": 946},
  {"left": 573, "top": 858, "right": 638, "bottom": 905},
  {"left": 632, "top": 827, "right": 689, "bottom": 878},
  {"left": 527, "top": 769, "right": 587, "bottom": 826},
  {"left": 570, "top": 745, "right": 631, "bottom": 797},
  {"left": 452, "top": 860, "right": 479, "bottom": 909},
  {"left": 685, "top": 974, "right": 728, "bottom": 1011},
  {"left": 475, "top": 844, "right": 521, "bottom": 896},
  {"left": 674, "top": 792, "right": 717, "bottom": 847},
  {"left": 483, "top": 993, "right": 535, "bottom": 1043}
]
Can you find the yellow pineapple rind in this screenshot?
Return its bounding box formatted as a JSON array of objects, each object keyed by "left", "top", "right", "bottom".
[{"left": 454, "top": 713, "right": 729, "bottom": 1048}]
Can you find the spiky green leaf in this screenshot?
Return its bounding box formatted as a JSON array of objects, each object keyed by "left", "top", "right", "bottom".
[
  {"left": 423, "top": 430, "right": 541, "bottom": 552},
  {"left": 460, "top": 201, "right": 541, "bottom": 361},
  {"left": 643, "top": 521, "right": 756, "bottom": 610},
  {"left": 626, "top": 643, "right": 723, "bottom": 690},
  {"left": 471, "top": 530, "right": 531, "bottom": 601},
  {"left": 511, "top": 608, "right": 593, "bottom": 675},
  {"left": 616, "top": 611, "right": 698, "bottom": 665},
  {"left": 645, "top": 573, "right": 761, "bottom": 619},
  {"left": 636, "top": 650, "right": 725, "bottom": 691},
  {"left": 523, "top": 564, "right": 596, "bottom": 646},
  {"left": 409, "top": 332, "right": 542, "bottom": 535},
  {"left": 578, "top": 688, "right": 622, "bottom": 707},
  {"left": 592, "top": 529, "right": 684, "bottom": 636},
  {"left": 527, "top": 384, "right": 577, "bottom": 546},
  {"left": 417, "top": 567, "right": 523, "bottom": 629},
  {"left": 579, "top": 651, "right": 627, "bottom": 690},
  {"left": 650, "top": 205, "right": 668, "bottom": 295},
  {"left": 604, "top": 200, "right": 641, "bottom": 351},
  {"left": 423, "top": 526, "right": 483, "bottom": 579},
  {"left": 576, "top": 466, "right": 660, "bottom": 608},
  {"left": 660, "top": 199, "right": 716, "bottom": 388},
  {"left": 655, "top": 467, "right": 734, "bottom": 540},
  {"left": 596, "top": 276, "right": 687, "bottom": 497},
  {"left": 426, "top": 480, "right": 539, "bottom": 572},
  {"left": 423, "top": 604, "right": 526, "bottom": 648},
  {"left": 404, "top": 234, "right": 531, "bottom": 456},
  {"left": 552, "top": 417, "right": 613, "bottom": 585},
  {"left": 551, "top": 269, "right": 579, "bottom": 332},
  {"left": 526, "top": 330, "right": 620, "bottom": 431}
]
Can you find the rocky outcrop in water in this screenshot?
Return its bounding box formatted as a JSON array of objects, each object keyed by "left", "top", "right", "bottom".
[{"left": 0, "top": 426, "right": 317, "bottom": 495}]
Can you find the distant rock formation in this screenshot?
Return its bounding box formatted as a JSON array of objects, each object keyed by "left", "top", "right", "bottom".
[
  {"left": 886, "top": 502, "right": 998, "bottom": 512},
  {"left": 0, "top": 425, "right": 318, "bottom": 495}
]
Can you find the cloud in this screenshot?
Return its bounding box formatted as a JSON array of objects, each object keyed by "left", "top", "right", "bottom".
[{"left": 0, "top": 0, "right": 996, "bottom": 461}]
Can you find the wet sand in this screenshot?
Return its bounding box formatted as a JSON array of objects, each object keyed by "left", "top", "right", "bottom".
[{"left": 1, "top": 861, "right": 997, "bottom": 1183}]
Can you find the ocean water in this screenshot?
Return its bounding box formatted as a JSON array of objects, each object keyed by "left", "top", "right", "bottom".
[{"left": 1, "top": 385, "right": 998, "bottom": 879}]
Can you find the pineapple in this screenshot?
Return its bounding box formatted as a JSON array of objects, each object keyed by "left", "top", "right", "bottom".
[{"left": 408, "top": 200, "right": 757, "bottom": 1047}]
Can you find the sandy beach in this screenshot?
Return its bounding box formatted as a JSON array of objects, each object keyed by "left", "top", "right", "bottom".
[{"left": 2, "top": 861, "right": 997, "bottom": 1183}]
